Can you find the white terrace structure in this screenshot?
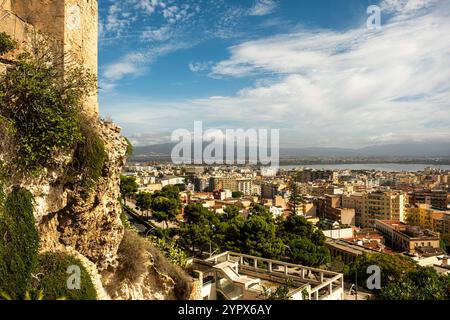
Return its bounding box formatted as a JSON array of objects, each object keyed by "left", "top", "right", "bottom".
[{"left": 190, "top": 252, "right": 344, "bottom": 300}]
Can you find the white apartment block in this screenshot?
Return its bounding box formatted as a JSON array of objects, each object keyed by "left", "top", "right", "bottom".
[{"left": 361, "top": 191, "right": 406, "bottom": 227}]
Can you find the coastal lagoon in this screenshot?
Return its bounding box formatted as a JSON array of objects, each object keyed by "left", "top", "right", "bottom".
[{"left": 281, "top": 163, "right": 450, "bottom": 172}]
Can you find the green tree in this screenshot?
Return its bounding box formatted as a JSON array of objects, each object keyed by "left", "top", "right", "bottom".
[
  {"left": 179, "top": 203, "right": 219, "bottom": 256},
  {"left": 381, "top": 267, "right": 450, "bottom": 300},
  {"left": 120, "top": 175, "right": 138, "bottom": 205},
  {"left": 241, "top": 214, "right": 284, "bottom": 259},
  {"left": 218, "top": 204, "right": 284, "bottom": 259},
  {"left": 179, "top": 221, "right": 212, "bottom": 256},
  {"left": 216, "top": 213, "right": 246, "bottom": 253},
  {"left": 232, "top": 191, "right": 244, "bottom": 198},
  {"left": 249, "top": 203, "right": 273, "bottom": 220},
  {"left": 151, "top": 196, "right": 181, "bottom": 229},
  {"left": 174, "top": 183, "right": 186, "bottom": 191},
  {"left": 345, "top": 252, "right": 418, "bottom": 290},
  {"left": 279, "top": 215, "right": 330, "bottom": 267},
  {"left": 148, "top": 236, "right": 188, "bottom": 268},
  {"left": 136, "top": 192, "right": 152, "bottom": 217},
  {"left": 222, "top": 205, "right": 240, "bottom": 220},
  {"left": 280, "top": 215, "right": 327, "bottom": 245},
  {"left": 184, "top": 203, "right": 211, "bottom": 224},
  {"left": 288, "top": 237, "right": 330, "bottom": 267},
  {"left": 154, "top": 185, "right": 181, "bottom": 201},
  {"left": 287, "top": 177, "right": 305, "bottom": 215},
  {"left": 440, "top": 233, "right": 450, "bottom": 253}
]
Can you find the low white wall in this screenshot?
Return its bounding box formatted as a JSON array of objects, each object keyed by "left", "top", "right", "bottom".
[{"left": 323, "top": 228, "right": 353, "bottom": 239}]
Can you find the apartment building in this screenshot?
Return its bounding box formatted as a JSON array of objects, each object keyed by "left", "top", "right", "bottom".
[
  {"left": 324, "top": 195, "right": 355, "bottom": 225},
  {"left": 410, "top": 189, "right": 449, "bottom": 211},
  {"left": 361, "top": 191, "right": 406, "bottom": 227},
  {"left": 237, "top": 178, "right": 252, "bottom": 196},
  {"left": 184, "top": 166, "right": 205, "bottom": 176},
  {"left": 209, "top": 176, "right": 238, "bottom": 192},
  {"left": 297, "top": 170, "right": 335, "bottom": 183},
  {"left": 375, "top": 220, "right": 441, "bottom": 253},
  {"left": 342, "top": 193, "right": 364, "bottom": 226},
  {"left": 160, "top": 175, "right": 185, "bottom": 187},
  {"left": 325, "top": 238, "right": 380, "bottom": 264},
  {"left": 406, "top": 204, "right": 450, "bottom": 234},
  {"left": 193, "top": 176, "right": 209, "bottom": 192},
  {"left": 261, "top": 182, "right": 280, "bottom": 199}
]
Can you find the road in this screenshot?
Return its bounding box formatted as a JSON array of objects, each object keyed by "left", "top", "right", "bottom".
[{"left": 125, "top": 200, "right": 178, "bottom": 229}]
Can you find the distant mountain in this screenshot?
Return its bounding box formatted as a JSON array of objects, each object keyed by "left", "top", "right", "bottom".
[
  {"left": 133, "top": 143, "right": 175, "bottom": 156},
  {"left": 279, "top": 147, "right": 362, "bottom": 157},
  {"left": 131, "top": 142, "right": 450, "bottom": 160},
  {"left": 359, "top": 142, "right": 450, "bottom": 157}
]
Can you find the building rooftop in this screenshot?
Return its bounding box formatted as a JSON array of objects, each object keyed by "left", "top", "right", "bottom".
[{"left": 191, "top": 252, "right": 343, "bottom": 300}]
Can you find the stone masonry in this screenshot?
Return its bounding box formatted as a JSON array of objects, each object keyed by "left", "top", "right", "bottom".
[{"left": 0, "top": 0, "right": 99, "bottom": 114}]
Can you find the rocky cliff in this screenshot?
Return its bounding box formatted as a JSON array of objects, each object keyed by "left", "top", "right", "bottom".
[
  {"left": 0, "top": 6, "right": 194, "bottom": 298},
  {"left": 0, "top": 116, "right": 191, "bottom": 300}
]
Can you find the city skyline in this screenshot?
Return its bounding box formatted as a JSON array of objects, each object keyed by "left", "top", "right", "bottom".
[{"left": 99, "top": 0, "right": 450, "bottom": 149}]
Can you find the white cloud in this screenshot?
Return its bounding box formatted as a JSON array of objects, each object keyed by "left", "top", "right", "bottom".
[
  {"left": 188, "top": 61, "right": 214, "bottom": 73},
  {"left": 196, "top": 0, "right": 450, "bottom": 147},
  {"left": 101, "top": 42, "right": 191, "bottom": 83},
  {"left": 141, "top": 26, "right": 172, "bottom": 41},
  {"left": 101, "top": 0, "right": 450, "bottom": 148},
  {"left": 248, "top": 0, "right": 278, "bottom": 16},
  {"left": 103, "top": 61, "right": 143, "bottom": 81},
  {"left": 380, "top": 0, "right": 439, "bottom": 15},
  {"left": 137, "top": 0, "right": 160, "bottom": 15}
]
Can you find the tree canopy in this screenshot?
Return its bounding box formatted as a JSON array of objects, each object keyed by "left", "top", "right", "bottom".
[
  {"left": 120, "top": 175, "right": 138, "bottom": 204},
  {"left": 178, "top": 203, "right": 329, "bottom": 266}
]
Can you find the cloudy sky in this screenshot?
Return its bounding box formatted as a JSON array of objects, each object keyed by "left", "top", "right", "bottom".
[{"left": 98, "top": 0, "right": 450, "bottom": 148}]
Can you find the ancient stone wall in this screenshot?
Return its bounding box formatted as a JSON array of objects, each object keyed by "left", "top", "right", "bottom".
[{"left": 0, "top": 0, "right": 98, "bottom": 114}]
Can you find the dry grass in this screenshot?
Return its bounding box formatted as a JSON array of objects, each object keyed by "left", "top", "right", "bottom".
[
  {"left": 145, "top": 239, "right": 193, "bottom": 300},
  {"left": 116, "top": 230, "right": 148, "bottom": 282},
  {"left": 117, "top": 230, "right": 193, "bottom": 300}
]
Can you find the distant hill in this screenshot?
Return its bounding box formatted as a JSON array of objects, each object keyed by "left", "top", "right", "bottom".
[
  {"left": 359, "top": 142, "right": 450, "bottom": 157},
  {"left": 131, "top": 142, "right": 450, "bottom": 161}
]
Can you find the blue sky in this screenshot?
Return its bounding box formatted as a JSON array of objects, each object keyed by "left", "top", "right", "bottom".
[{"left": 98, "top": 0, "right": 450, "bottom": 147}]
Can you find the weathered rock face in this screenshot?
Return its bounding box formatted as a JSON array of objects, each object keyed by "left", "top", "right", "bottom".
[
  {"left": 1, "top": 120, "right": 127, "bottom": 298},
  {"left": 0, "top": 119, "right": 187, "bottom": 300},
  {"left": 55, "top": 121, "right": 126, "bottom": 271},
  {"left": 17, "top": 121, "right": 125, "bottom": 269}
]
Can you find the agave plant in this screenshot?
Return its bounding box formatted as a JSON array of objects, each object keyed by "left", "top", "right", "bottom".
[{"left": 0, "top": 290, "right": 66, "bottom": 300}]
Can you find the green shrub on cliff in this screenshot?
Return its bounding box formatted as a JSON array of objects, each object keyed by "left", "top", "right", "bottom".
[
  {"left": 71, "top": 121, "right": 106, "bottom": 190},
  {"left": 0, "top": 186, "right": 98, "bottom": 300},
  {"left": 0, "top": 32, "right": 17, "bottom": 55},
  {"left": 0, "top": 187, "right": 39, "bottom": 299},
  {"left": 124, "top": 137, "right": 133, "bottom": 158},
  {"left": 32, "top": 252, "right": 97, "bottom": 300},
  {"left": 0, "top": 37, "right": 96, "bottom": 171}
]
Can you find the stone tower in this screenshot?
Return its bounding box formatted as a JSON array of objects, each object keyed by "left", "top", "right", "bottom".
[{"left": 0, "top": 0, "right": 99, "bottom": 114}]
